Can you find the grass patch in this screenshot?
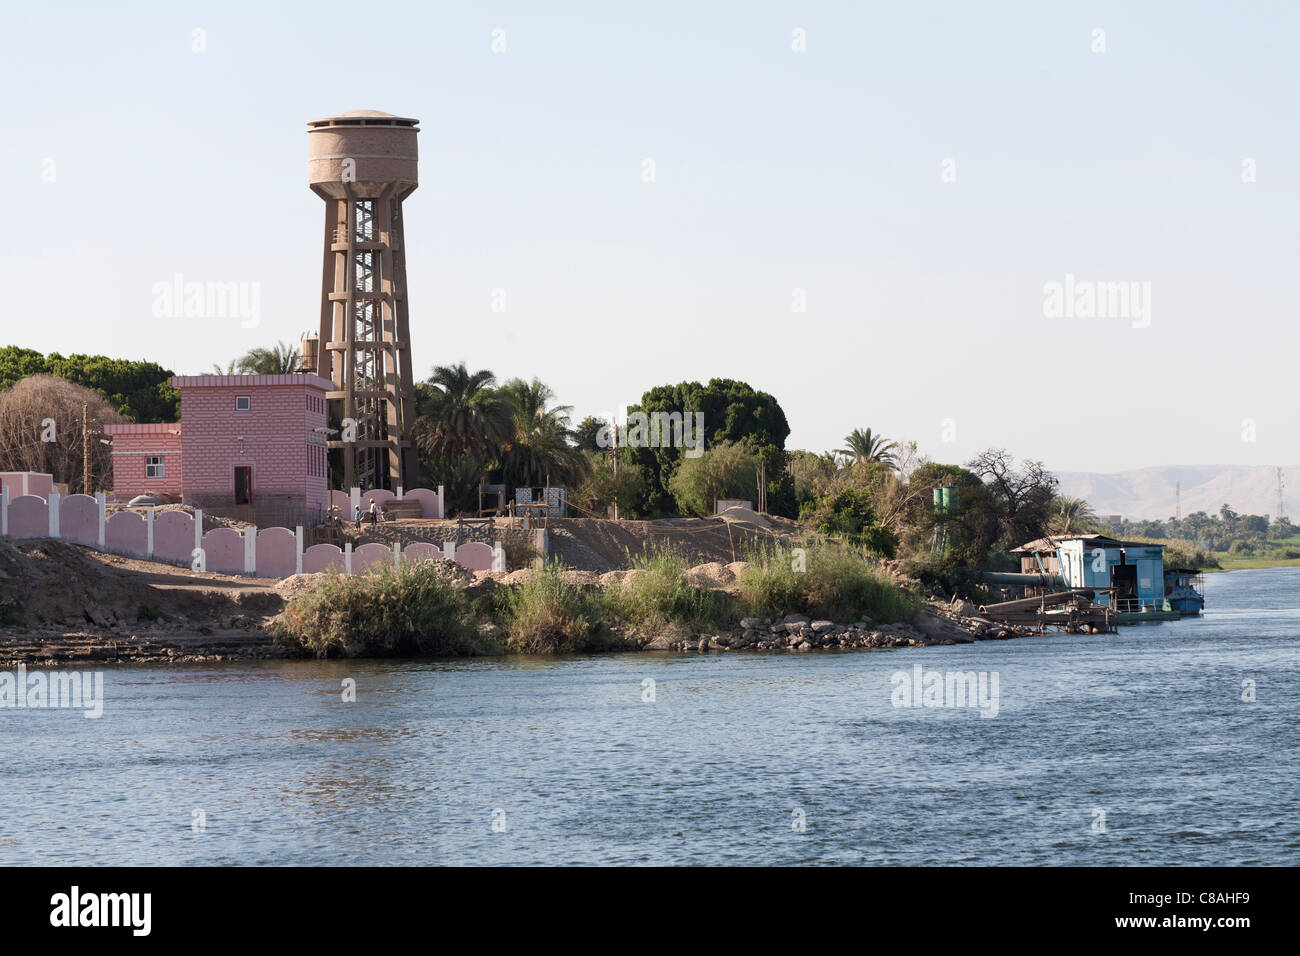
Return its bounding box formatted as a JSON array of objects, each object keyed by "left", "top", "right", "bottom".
[
  {"left": 499, "top": 562, "right": 613, "bottom": 653},
  {"left": 606, "top": 547, "right": 730, "bottom": 634},
  {"left": 274, "top": 562, "right": 485, "bottom": 658},
  {"left": 737, "top": 541, "right": 920, "bottom": 624}
]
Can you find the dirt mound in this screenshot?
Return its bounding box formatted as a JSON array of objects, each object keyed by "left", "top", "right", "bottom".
[
  {"left": 276, "top": 573, "right": 334, "bottom": 600},
  {"left": 716, "top": 505, "right": 771, "bottom": 529},
  {"left": 502, "top": 568, "right": 538, "bottom": 586},
  {"left": 685, "top": 561, "right": 736, "bottom": 587},
  {"left": 0, "top": 538, "right": 281, "bottom": 631}
]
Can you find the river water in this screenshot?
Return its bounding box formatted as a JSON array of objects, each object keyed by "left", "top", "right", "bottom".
[{"left": 2, "top": 567, "right": 1297, "bottom": 865}]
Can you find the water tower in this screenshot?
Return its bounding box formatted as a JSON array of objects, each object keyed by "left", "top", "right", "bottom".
[{"left": 307, "top": 109, "right": 421, "bottom": 491}]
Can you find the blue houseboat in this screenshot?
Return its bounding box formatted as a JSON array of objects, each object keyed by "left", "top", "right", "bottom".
[{"left": 1012, "top": 534, "right": 1201, "bottom": 622}]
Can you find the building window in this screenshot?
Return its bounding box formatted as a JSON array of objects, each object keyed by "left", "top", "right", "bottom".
[
  {"left": 235, "top": 396, "right": 251, "bottom": 411},
  {"left": 146, "top": 456, "right": 165, "bottom": 478}
]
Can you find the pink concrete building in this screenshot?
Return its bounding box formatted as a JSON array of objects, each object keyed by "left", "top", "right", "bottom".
[
  {"left": 101, "top": 424, "right": 183, "bottom": 499},
  {"left": 173, "top": 374, "right": 331, "bottom": 522},
  {"left": 106, "top": 374, "right": 332, "bottom": 523},
  {"left": 0, "top": 472, "right": 55, "bottom": 499}
]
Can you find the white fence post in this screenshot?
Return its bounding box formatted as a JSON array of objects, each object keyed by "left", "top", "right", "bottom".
[
  {"left": 146, "top": 508, "right": 155, "bottom": 558},
  {"left": 344, "top": 541, "right": 353, "bottom": 574},
  {"left": 350, "top": 487, "right": 361, "bottom": 517},
  {"left": 437, "top": 484, "right": 445, "bottom": 519},
  {"left": 393, "top": 542, "right": 401, "bottom": 569},
  {"left": 96, "top": 492, "right": 106, "bottom": 548},
  {"left": 194, "top": 509, "right": 204, "bottom": 558},
  {"left": 244, "top": 526, "right": 257, "bottom": 574},
  {"left": 295, "top": 526, "right": 304, "bottom": 575},
  {"left": 48, "top": 491, "right": 60, "bottom": 538},
  {"left": 396, "top": 485, "right": 404, "bottom": 500},
  {"left": 1, "top": 486, "right": 7, "bottom": 537},
  {"left": 442, "top": 541, "right": 455, "bottom": 561},
  {"left": 492, "top": 541, "right": 505, "bottom": 572}
]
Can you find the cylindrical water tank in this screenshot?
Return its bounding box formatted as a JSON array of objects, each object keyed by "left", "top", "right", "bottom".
[
  {"left": 300, "top": 333, "right": 319, "bottom": 373},
  {"left": 308, "top": 110, "right": 419, "bottom": 199}
]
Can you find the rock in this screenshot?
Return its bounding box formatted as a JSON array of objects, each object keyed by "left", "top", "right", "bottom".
[
  {"left": 740, "top": 617, "right": 764, "bottom": 630},
  {"left": 797, "top": 641, "right": 813, "bottom": 651},
  {"left": 914, "top": 611, "right": 973, "bottom": 644},
  {"left": 782, "top": 613, "right": 811, "bottom": 626},
  {"left": 950, "top": 598, "right": 979, "bottom": 618},
  {"left": 697, "top": 638, "right": 709, "bottom": 653},
  {"left": 644, "top": 635, "right": 674, "bottom": 651},
  {"left": 810, "top": 620, "right": 835, "bottom": 633}
]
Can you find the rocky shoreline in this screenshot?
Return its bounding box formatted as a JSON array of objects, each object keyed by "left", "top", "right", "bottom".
[
  {"left": 2, "top": 605, "right": 1032, "bottom": 666},
  {"left": 646, "top": 608, "right": 1029, "bottom": 654},
  {"left": 2, "top": 537, "right": 1037, "bottom": 665}
]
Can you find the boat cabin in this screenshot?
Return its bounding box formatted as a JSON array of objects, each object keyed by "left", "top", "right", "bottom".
[{"left": 1013, "top": 535, "right": 1169, "bottom": 614}]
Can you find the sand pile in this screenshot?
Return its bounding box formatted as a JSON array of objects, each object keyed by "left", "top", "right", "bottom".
[
  {"left": 0, "top": 538, "right": 281, "bottom": 629},
  {"left": 685, "top": 561, "right": 736, "bottom": 587},
  {"left": 715, "top": 505, "right": 772, "bottom": 529}
]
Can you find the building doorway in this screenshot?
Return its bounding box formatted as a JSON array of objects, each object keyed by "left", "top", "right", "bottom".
[{"left": 234, "top": 466, "right": 252, "bottom": 505}]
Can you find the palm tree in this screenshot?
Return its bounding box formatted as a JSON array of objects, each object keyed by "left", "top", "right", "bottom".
[
  {"left": 237, "top": 341, "right": 301, "bottom": 375},
  {"left": 835, "top": 427, "right": 898, "bottom": 469},
  {"left": 498, "top": 377, "right": 588, "bottom": 488},
  {"left": 413, "top": 363, "right": 512, "bottom": 465},
  {"left": 1051, "top": 495, "right": 1098, "bottom": 535},
  {"left": 211, "top": 359, "right": 240, "bottom": 374}
]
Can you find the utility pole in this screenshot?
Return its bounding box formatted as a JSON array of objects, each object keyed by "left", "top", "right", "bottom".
[
  {"left": 82, "top": 402, "right": 91, "bottom": 495},
  {"left": 610, "top": 419, "right": 619, "bottom": 522}
]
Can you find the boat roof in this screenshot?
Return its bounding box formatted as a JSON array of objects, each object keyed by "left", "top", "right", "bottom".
[{"left": 1013, "top": 534, "right": 1164, "bottom": 553}]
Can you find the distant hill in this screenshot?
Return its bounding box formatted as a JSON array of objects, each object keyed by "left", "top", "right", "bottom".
[{"left": 1054, "top": 465, "right": 1295, "bottom": 522}]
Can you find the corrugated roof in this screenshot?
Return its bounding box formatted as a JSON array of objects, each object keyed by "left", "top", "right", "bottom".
[{"left": 1013, "top": 534, "right": 1163, "bottom": 552}]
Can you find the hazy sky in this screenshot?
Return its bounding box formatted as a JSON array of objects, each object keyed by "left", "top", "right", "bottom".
[{"left": 2, "top": 1, "right": 1296, "bottom": 474}]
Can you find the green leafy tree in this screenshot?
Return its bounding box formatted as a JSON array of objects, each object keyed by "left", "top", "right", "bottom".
[
  {"left": 667, "top": 441, "right": 761, "bottom": 517},
  {"left": 798, "top": 487, "right": 899, "bottom": 557},
  {"left": 573, "top": 415, "right": 608, "bottom": 453},
  {"left": 0, "top": 346, "right": 179, "bottom": 422},
  {"left": 573, "top": 448, "right": 647, "bottom": 518},
  {"left": 633, "top": 378, "right": 790, "bottom": 514}
]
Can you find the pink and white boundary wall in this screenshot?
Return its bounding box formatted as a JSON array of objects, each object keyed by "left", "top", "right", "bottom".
[{"left": 0, "top": 483, "right": 501, "bottom": 578}]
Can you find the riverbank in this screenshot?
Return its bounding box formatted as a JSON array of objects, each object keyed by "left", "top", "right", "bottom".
[{"left": 0, "top": 537, "right": 1030, "bottom": 664}]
